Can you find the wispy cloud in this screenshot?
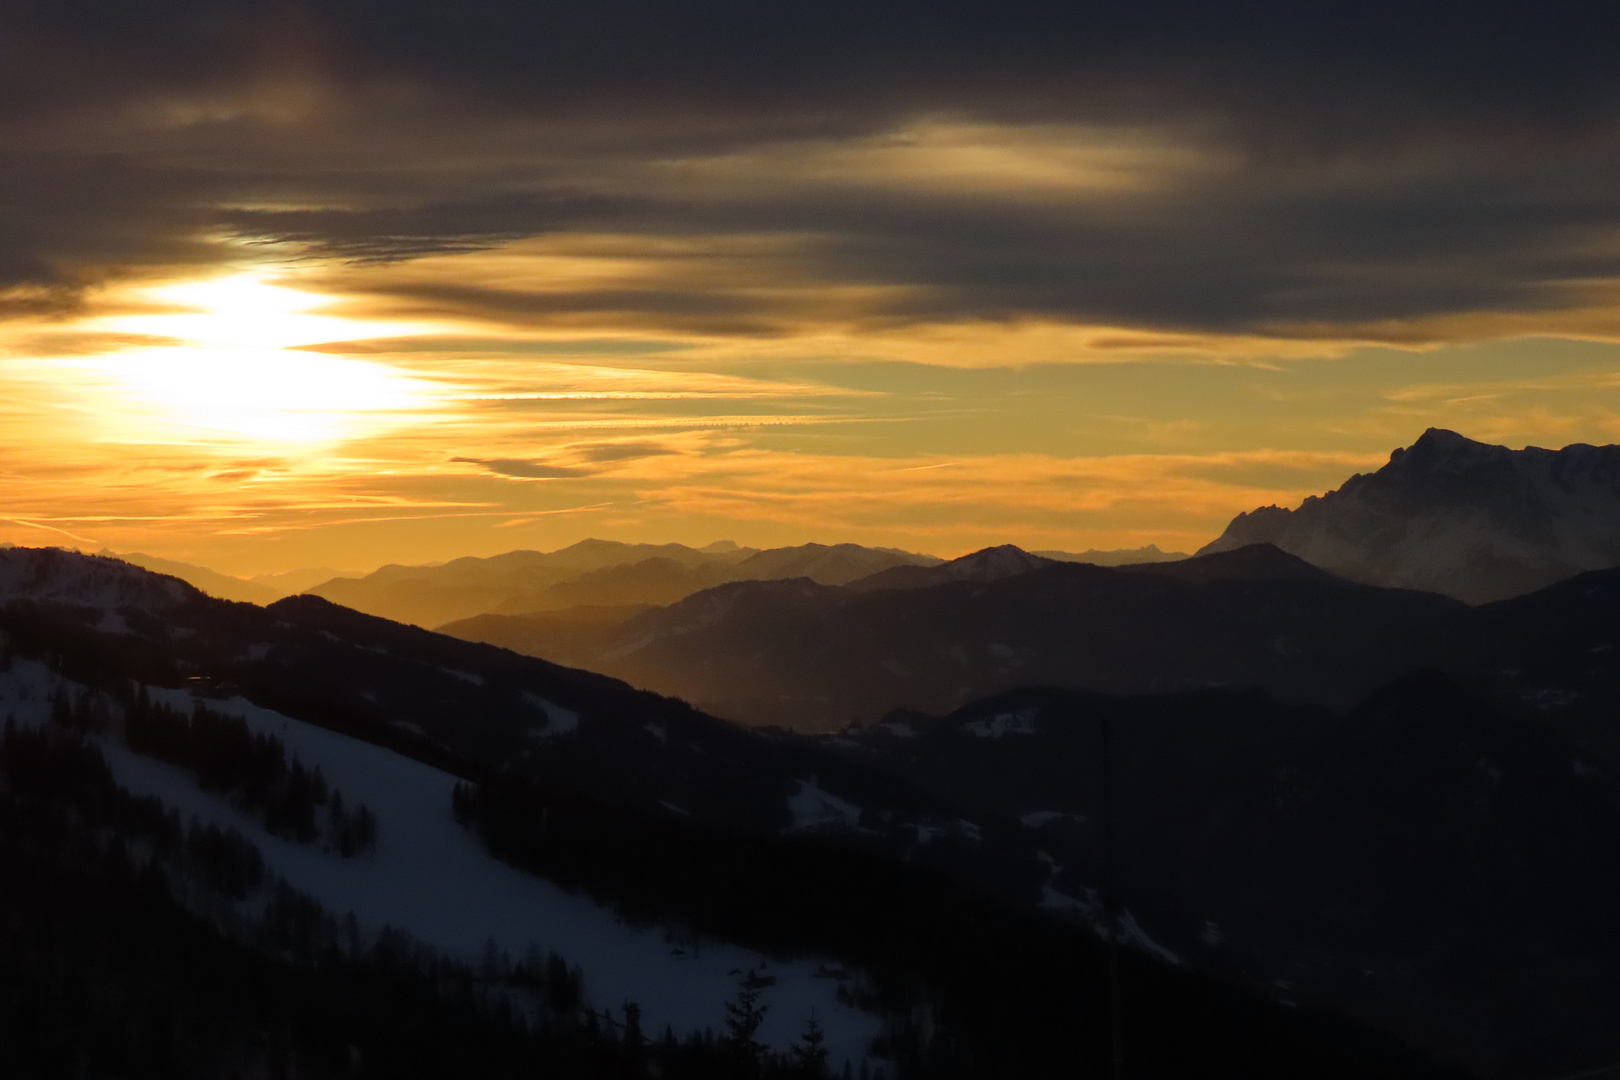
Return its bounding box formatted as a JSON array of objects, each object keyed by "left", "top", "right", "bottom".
[{"left": 451, "top": 457, "right": 590, "bottom": 479}]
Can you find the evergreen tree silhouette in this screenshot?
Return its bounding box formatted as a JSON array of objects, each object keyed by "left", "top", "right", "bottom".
[
  {"left": 724, "top": 967, "right": 773, "bottom": 1072},
  {"left": 792, "top": 1009, "right": 829, "bottom": 1078}
]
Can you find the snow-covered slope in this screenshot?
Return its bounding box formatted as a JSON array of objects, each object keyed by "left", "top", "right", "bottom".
[
  {"left": 1201, "top": 429, "right": 1620, "bottom": 602},
  {"left": 0, "top": 546, "right": 193, "bottom": 614},
  {"left": 0, "top": 657, "right": 881, "bottom": 1066}
]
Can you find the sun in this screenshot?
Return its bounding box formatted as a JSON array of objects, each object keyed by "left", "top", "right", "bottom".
[{"left": 72, "top": 270, "right": 439, "bottom": 446}]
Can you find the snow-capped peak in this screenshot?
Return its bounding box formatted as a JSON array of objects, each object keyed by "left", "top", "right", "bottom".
[{"left": 1199, "top": 431, "right": 1620, "bottom": 603}]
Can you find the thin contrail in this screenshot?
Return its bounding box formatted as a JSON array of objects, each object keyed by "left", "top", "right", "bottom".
[{"left": 1, "top": 517, "right": 101, "bottom": 546}]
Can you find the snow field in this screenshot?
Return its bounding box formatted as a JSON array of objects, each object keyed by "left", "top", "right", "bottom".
[{"left": 0, "top": 662, "right": 882, "bottom": 1067}]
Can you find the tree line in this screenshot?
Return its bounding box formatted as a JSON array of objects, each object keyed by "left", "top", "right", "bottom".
[{"left": 52, "top": 684, "right": 377, "bottom": 855}]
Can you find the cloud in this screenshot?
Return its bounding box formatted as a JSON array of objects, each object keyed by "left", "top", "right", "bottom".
[
  {"left": 2, "top": 1, "right": 1619, "bottom": 345},
  {"left": 578, "top": 441, "right": 679, "bottom": 463},
  {"left": 451, "top": 457, "right": 589, "bottom": 479}
]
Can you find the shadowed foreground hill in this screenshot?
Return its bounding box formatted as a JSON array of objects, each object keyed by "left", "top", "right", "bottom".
[
  {"left": 0, "top": 545, "right": 1470, "bottom": 1080},
  {"left": 835, "top": 674, "right": 1620, "bottom": 1078}
]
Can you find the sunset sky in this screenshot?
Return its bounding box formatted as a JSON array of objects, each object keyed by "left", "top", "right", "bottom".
[{"left": 3, "top": 1, "right": 1620, "bottom": 574}]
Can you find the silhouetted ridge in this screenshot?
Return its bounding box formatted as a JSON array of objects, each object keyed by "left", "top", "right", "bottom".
[
  {"left": 301, "top": 538, "right": 936, "bottom": 626},
  {"left": 849, "top": 544, "right": 1054, "bottom": 591},
  {"left": 1119, "top": 543, "right": 1336, "bottom": 585}
]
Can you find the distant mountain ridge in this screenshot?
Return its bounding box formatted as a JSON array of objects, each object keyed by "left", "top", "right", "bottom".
[
  {"left": 75, "top": 540, "right": 1192, "bottom": 617},
  {"left": 95, "top": 551, "right": 358, "bottom": 606},
  {"left": 447, "top": 539, "right": 1620, "bottom": 764},
  {"left": 447, "top": 543, "right": 1468, "bottom": 729},
  {"left": 1034, "top": 543, "right": 1189, "bottom": 565},
  {"left": 1200, "top": 428, "right": 1620, "bottom": 603},
  {"left": 305, "top": 540, "right": 943, "bottom": 626},
  {"left": 849, "top": 544, "right": 1056, "bottom": 591}
]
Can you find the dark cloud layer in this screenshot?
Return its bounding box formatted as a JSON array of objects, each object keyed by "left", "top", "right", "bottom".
[
  {"left": 11, "top": 1, "right": 1617, "bottom": 134},
  {"left": 4, "top": 1, "right": 1620, "bottom": 340}
]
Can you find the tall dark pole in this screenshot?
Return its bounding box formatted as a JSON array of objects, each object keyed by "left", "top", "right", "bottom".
[{"left": 1100, "top": 712, "right": 1124, "bottom": 1080}]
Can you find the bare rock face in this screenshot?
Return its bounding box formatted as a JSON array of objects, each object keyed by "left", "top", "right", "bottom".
[{"left": 1201, "top": 429, "right": 1620, "bottom": 603}]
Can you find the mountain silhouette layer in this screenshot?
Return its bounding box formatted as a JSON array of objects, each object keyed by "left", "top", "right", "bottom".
[
  {"left": 448, "top": 544, "right": 1465, "bottom": 730},
  {"left": 447, "top": 541, "right": 1620, "bottom": 756},
  {"left": 305, "top": 541, "right": 940, "bottom": 626}
]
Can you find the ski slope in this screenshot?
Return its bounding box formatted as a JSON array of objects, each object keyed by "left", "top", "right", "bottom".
[{"left": 0, "top": 658, "right": 882, "bottom": 1066}]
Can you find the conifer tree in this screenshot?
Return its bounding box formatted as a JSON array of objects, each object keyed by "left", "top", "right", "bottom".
[
  {"left": 724, "top": 967, "right": 773, "bottom": 1072},
  {"left": 792, "top": 1009, "right": 829, "bottom": 1078},
  {"left": 623, "top": 1001, "right": 644, "bottom": 1050}
]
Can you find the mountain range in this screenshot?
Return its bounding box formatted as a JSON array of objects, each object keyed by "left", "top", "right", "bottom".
[
  {"left": 1201, "top": 427, "right": 1620, "bottom": 603},
  {"left": 95, "top": 540, "right": 1194, "bottom": 630},
  {"left": 302, "top": 541, "right": 942, "bottom": 627},
  {"left": 443, "top": 543, "right": 1511, "bottom": 732},
  {"left": 88, "top": 429, "right": 1620, "bottom": 618}
]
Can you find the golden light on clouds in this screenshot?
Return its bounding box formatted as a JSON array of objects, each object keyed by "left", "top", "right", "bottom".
[
  {"left": 4, "top": 239, "right": 1620, "bottom": 576},
  {"left": 651, "top": 120, "right": 1229, "bottom": 200}
]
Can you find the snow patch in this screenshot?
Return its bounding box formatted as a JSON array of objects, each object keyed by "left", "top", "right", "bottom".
[
  {"left": 95, "top": 610, "right": 133, "bottom": 635},
  {"left": 1118, "top": 910, "right": 1182, "bottom": 966},
  {"left": 524, "top": 692, "right": 580, "bottom": 738},
  {"left": 1040, "top": 885, "right": 1099, "bottom": 916},
  {"left": 963, "top": 708, "right": 1039, "bottom": 738},
  {"left": 787, "top": 777, "right": 862, "bottom": 830}
]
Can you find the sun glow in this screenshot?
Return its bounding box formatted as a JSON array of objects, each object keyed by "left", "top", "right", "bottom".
[{"left": 68, "top": 271, "right": 441, "bottom": 446}]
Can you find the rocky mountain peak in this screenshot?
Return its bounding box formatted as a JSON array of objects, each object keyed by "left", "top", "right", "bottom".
[{"left": 1200, "top": 431, "right": 1620, "bottom": 603}]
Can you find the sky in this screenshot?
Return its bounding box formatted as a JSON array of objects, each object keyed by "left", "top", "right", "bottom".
[{"left": 3, "top": 1, "right": 1620, "bottom": 575}]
